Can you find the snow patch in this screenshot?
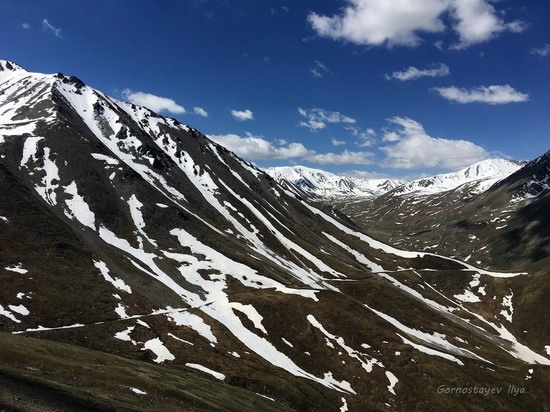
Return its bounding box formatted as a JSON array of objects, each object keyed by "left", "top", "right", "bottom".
[
  {"left": 142, "top": 338, "right": 175, "bottom": 363},
  {"left": 114, "top": 326, "right": 136, "bottom": 345},
  {"left": 500, "top": 291, "right": 514, "bottom": 322},
  {"left": 454, "top": 290, "right": 481, "bottom": 303},
  {"left": 5, "top": 264, "right": 28, "bottom": 274},
  {"left": 8, "top": 304, "right": 29, "bottom": 316},
  {"left": 91, "top": 153, "right": 119, "bottom": 165},
  {"left": 385, "top": 371, "right": 398, "bottom": 395},
  {"left": 0, "top": 305, "right": 20, "bottom": 323},
  {"left": 340, "top": 397, "right": 348, "bottom": 412},
  {"left": 185, "top": 363, "right": 225, "bottom": 380},
  {"left": 93, "top": 260, "right": 132, "bottom": 294},
  {"left": 64, "top": 181, "right": 96, "bottom": 229},
  {"left": 165, "top": 309, "right": 217, "bottom": 344}
]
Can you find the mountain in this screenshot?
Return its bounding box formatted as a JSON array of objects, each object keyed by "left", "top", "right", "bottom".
[
  {"left": 265, "top": 165, "right": 401, "bottom": 198},
  {"left": 389, "top": 159, "right": 524, "bottom": 197},
  {"left": 1, "top": 60, "right": 550, "bottom": 411},
  {"left": 338, "top": 151, "right": 550, "bottom": 270},
  {"left": 265, "top": 159, "right": 521, "bottom": 202}
]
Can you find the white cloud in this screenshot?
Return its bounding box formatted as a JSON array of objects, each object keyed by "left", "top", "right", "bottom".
[
  {"left": 308, "top": 0, "right": 525, "bottom": 49},
  {"left": 449, "top": 0, "right": 527, "bottom": 49},
  {"left": 193, "top": 106, "right": 208, "bottom": 117},
  {"left": 208, "top": 132, "right": 376, "bottom": 166},
  {"left": 310, "top": 68, "right": 323, "bottom": 79},
  {"left": 122, "top": 89, "right": 185, "bottom": 114},
  {"left": 346, "top": 126, "right": 376, "bottom": 147},
  {"left": 299, "top": 107, "right": 356, "bottom": 131},
  {"left": 42, "top": 19, "right": 62, "bottom": 37},
  {"left": 22, "top": 22, "right": 30, "bottom": 29},
  {"left": 380, "top": 117, "right": 489, "bottom": 169},
  {"left": 432, "top": 85, "right": 529, "bottom": 104},
  {"left": 231, "top": 109, "right": 254, "bottom": 121},
  {"left": 385, "top": 63, "right": 449, "bottom": 81},
  {"left": 530, "top": 44, "right": 550, "bottom": 57},
  {"left": 307, "top": 149, "right": 375, "bottom": 165},
  {"left": 310, "top": 60, "right": 331, "bottom": 78},
  {"left": 208, "top": 133, "right": 311, "bottom": 160},
  {"left": 382, "top": 131, "right": 400, "bottom": 142},
  {"left": 331, "top": 138, "right": 346, "bottom": 146}
]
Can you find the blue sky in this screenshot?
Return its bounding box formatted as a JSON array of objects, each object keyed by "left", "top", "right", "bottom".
[{"left": 1, "top": 0, "right": 549, "bottom": 178}]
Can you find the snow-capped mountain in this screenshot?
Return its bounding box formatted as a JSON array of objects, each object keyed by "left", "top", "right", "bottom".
[
  {"left": 339, "top": 149, "right": 550, "bottom": 273},
  {"left": 265, "top": 160, "right": 522, "bottom": 201},
  {"left": 389, "top": 158, "right": 524, "bottom": 197},
  {"left": 265, "top": 165, "right": 401, "bottom": 198},
  {"left": 1, "top": 60, "right": 550, "bottom": 411}
]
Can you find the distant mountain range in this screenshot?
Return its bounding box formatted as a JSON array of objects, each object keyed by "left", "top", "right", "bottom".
[
  {"left": 265, "top": 159, "right": 524, "bottom": 200},
  {"left": 265, "top": 165, "right": 402, "bottom": 198},
  {"left": 1, "top": 59, "right": 550, "bottom": 411}
]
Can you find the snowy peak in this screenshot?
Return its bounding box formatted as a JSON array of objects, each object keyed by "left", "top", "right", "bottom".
[
  {"left": 461, "top": 158, "right": 522, "bottom": 180},
  {"left": 390, "top": 158, "right": 523, "bottom": 197},
  {"left": 265, "top": 165, "right": 400, "bottom": 198},
  {"left": 0, "top": 60, "right": 28, "bottom": 83},
  {"left": 0, "top": 60, "right": 26, "bottom": 73}
]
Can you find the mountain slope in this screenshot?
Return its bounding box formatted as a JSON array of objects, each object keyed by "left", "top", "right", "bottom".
[
  {"left": 1, "top": 60, "right": 550, "bottom": 411},
  {"left": 265, "top": 165, "right": 401, "bottom": 198}
]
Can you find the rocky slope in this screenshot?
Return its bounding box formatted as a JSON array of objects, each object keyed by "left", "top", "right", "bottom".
[{"left": 1, "top": 60, "right": 550, "bottom": 411}]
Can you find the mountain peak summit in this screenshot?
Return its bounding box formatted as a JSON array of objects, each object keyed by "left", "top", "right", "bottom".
[
  {"left": 0, "top": 60, "right": 28, "bottom": 83},
  {"left": 0, "top": 60, "right": 26, "bottom": 73}
]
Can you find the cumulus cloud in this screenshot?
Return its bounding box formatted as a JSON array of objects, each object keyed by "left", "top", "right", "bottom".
[
  {"left": 22, "top": 22, "right": 30, "bottom": 29},
  {"left": 299, "top": 107, "right": 356, "bottom": 131},
  {"left": 208, "top": 133, "right": 312, "bottom": 160},
  {"left": 380, "top": 117, "right": 489, "bottom": 169},
  {"left": 331, "top": 138, "right": 346, "bottom": 146},
  {"left": 122, "top": 89, "right": 185, "bottom": 114},
  {"left": 308, "top": 0, "right": 525, "bottom": 49},
  {"left": 231, "top": 109, "right": 254, "bottom": 121},
  {"left": 449, "top": 0, "right": 527, "bottom": 49},
  {"left": 310, "top": 60, "right": 331, "bottom": 78},
  {"left": 432, "top": 85, "right": 529, "bottom": 104},
  {"left": 42, "top": 19, "right": 62, "bottom": 37},
  {"left": 307, "top": 150, "right": 375, "bottom": 165},
  {"left": 193, "top": 106, "right": 208, "bottom": 117},
  {"left": 385, "top": 63, "right": 449, "bottom": 81},
  {"left": 208, "top": 132, "right": 375, "bottom": 166},
  {"left": 530, "top": 44, "right": 550, "bottom": 57}
]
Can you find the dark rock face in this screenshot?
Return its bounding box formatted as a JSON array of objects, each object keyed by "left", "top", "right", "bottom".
[{"left": 1, "top": 60, "right": 549, "bottom": 411}]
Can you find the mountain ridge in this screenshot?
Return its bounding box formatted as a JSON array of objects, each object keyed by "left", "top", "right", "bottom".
[
  {"left": 265, "top": 159, "right": 524, "bottom": 201},
  {"left": 265, "top": 165, "right": 402, "bottom": 198},
  {"left": 389, "top": 158, "right": 525, "bottom": 197}
]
